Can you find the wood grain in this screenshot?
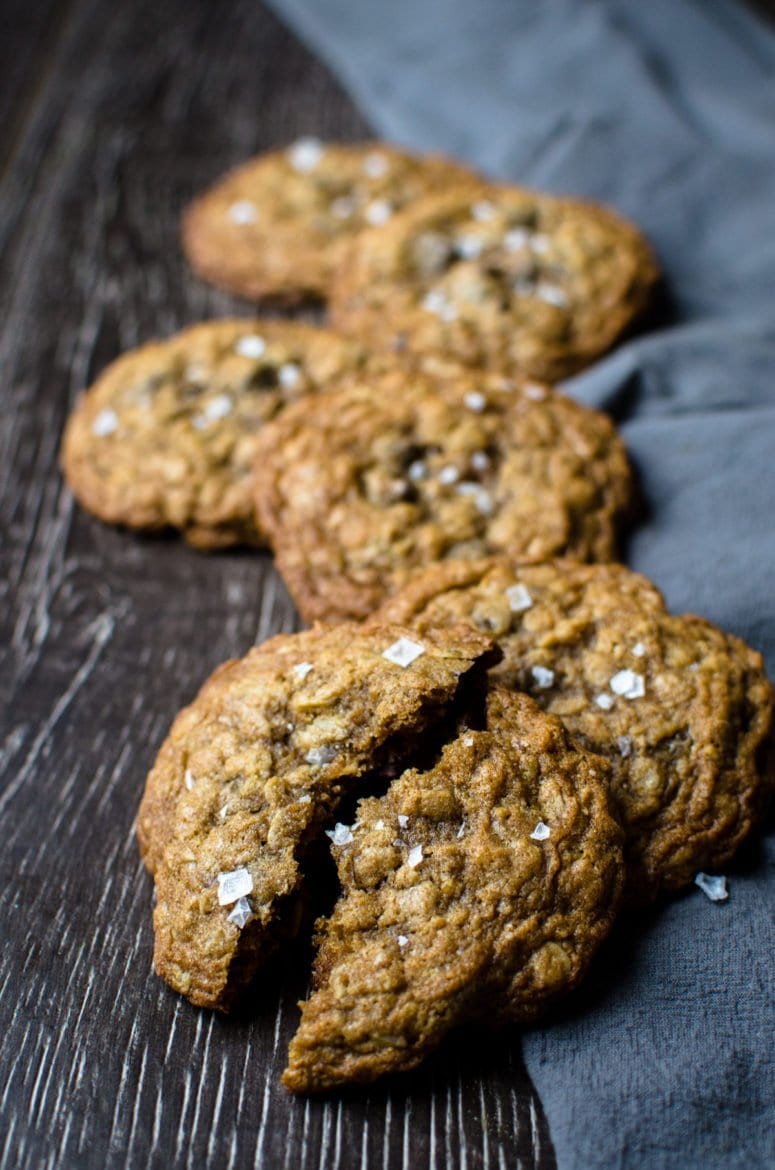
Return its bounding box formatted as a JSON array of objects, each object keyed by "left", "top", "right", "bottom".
[{"left": 0, "top": 1, "right": 553, "bottom": 1167}]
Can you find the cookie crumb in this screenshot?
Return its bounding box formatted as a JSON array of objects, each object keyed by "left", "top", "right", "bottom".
[
  {"left": 694, "top": 872, "right": 728, "bottom": 902},
  {"left": 331, "top": 196, "right": 355, "bottom": 220},
  {"left": 184, "top": 769, "right": 195, "bottom": 791},
  {"left": 382, "top": 638, "right": 425, "bottom": 668},
  {"left": 217, "top": 868, "right": 253, "bottom": 906},
  {"left": 471, "top": 200, "right": 495, "bottom": 222},
  {"left": 523, "top": 383, "right": 547, "bottom": 401}
]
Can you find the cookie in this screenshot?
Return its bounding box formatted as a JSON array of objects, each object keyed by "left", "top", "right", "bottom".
[
  {"left": 375, "top": 559, "right": 775, "bottom": 900},
  {"left": 283, "top": 688, "right": 623, "bottom": 1093},
  {"left": 252, "top": 369, "right": 634, "bottom": 623},
  {"left": 137, "top": 622, "right": 497, "bottom": 1009},
  {"left": 60, "top": 319, "right": 366, "bottom": 549},
  {"left": 182, "top": 140, "right": 477, "bottom": 303},
  {"left": 329, "top": 183, "right": 659, "bottom": 382}
]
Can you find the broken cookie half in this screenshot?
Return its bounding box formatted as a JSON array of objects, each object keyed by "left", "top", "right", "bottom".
[
  {"left": 138, "top": 623, "right": 623, "bottom": 1090},
  {"left": 284, "top": 688, "right": 623, "bottom": 1092},
  {"left": 138, "top": 622, "right": 497, "bottom": 1008}
]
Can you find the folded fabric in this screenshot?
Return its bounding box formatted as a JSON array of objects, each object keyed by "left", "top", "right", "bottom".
[{"left": 266, "top": 2, "right": 775, "bottom": 1166}]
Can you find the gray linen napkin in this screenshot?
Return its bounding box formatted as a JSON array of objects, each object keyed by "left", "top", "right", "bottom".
[{"left": 266, "top": 2, "right": 775, "bottom": 1165}]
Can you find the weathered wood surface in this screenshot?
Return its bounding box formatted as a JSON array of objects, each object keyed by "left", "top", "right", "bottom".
[{"left": 0, "top": 2, "right": 555, "bottom": 1167}]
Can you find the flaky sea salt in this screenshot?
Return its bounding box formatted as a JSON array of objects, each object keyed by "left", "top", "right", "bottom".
[
  {"left": 228, "top": 897, "right": 253, "bottom": 928},
  {"left": 610, "top": 669, "right": 645, "bottom": 699},
  {"left": 536, "top": 283, "right": 569, "bottom": 308},
  {"left": 228, "top": 200, "right": 258, "bottom": 224},
  {"left": 217, "top": 868, "right": 253, "bottom": 906},
  {"left": 305, "top": 745, "right": 336, "bottom": 767},
  {"left": 362, "top": 152, "right": 389, "bottom": 179},
  {"left": 504, "top": 227, "right": 530, "bottom": 251},
  {"left": 456, "top": 235, "right": 483, "bottom": 260},
  {"left": 407, "top": 845, "right": 423, "bottom": 868},
  {"left": 92, "top": 408, "right": 119, "bottom": 437},
  {"left": 464, "top": 391, "right": 487, "bottom": 412},
  {"left": 531, "top": 665, "right": 555, "bottom": 689},
  {"left": 382, "top": 638, "right": 425, "bottom": 668},
  {"left": 184, "top": 769, "right": 195, "bottom": 791},
  {"left": 294, "top": 661, "right": 314, "bottom": 679},
  {"left": 278, "top": 363, "right": 302, "bottom": 388},
  {"left": 407, "top": 460, "right": 427, "bottom": 481},
  {"left": 397, "top": 815, "right": 409, "bottom": 829},
  {"left": 595, "top": 693, "right": 615, "bottom": 711},
  {"left": 325, "top": 823, "right": 354, "bottom": 846},
  {"left": 288, "top": 137, "right": 324, "bottom": 172},
  {"left": 530, "top": 822, "right": 550, "bottom": 841},
  {"left": 397, "top": 934, "right": 409, "bottom": 948},
  {"left": 235, "top": 335, "right": 266, "bottom": 359},
  {"left": 298, "top": 794, "right": 312, "bottom": 804},
  {"left": 471, "top": 200, "right": 496, "bottom": 222},
  {"left": 330, "top": 196, "right": 355, "bottom": 220},
  {"left": 694, "top": 872, "right": 728, "bottom": 902},
  {"left": 632, "top": 642, "right": 646, "bottom": 657},
  {"left": 364, "top": 199, "right": 393, "bottom": 226},
  {"left": 523, "top": 383, "right": 547, "bottom": 401},
  {"left": 202, "top": 394, "right": 232, "bottom": 422},
  {"left": 505, "top": 584, "right": 533, "bottom": 613},
  {"left": 617, "top": 735, "right": 634, "bottom": 758}
]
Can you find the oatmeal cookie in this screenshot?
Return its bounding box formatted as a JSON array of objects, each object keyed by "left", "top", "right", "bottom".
[
  {"left": 182, "top": 140, "right": 476, "bottom": 303},
  {"left": 283, "top": 688, "right": 623, "bottom": 1092},
  {"left": 252, "top": 370, "right": 633, "bottom": 622},
  {"left": 137, "top": 622, "right": 496, "bottom": 1009},
  {"left": 376, "top": 559, "right": 775, "bottom": 900},
  {"left": 60, "top": 318, "right": 366, "bottom": 549},
  {"left": 329, "top": 183, "right": 659, "bottom": 382}
]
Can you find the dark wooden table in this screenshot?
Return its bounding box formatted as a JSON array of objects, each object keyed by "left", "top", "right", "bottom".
[{"left": 0, "top": 2, "right": 555, "bottom": 1166}]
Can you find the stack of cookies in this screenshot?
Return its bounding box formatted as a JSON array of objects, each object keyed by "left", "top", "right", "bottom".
[{"left": 60, "top": 138, "right": 774, "bottom": 1094}]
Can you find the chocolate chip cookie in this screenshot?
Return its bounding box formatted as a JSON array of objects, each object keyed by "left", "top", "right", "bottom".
[
  {"left": 182, "top": 140, "right": 476, "bottom": 303},
  {"left": 329, "top": 183, "right": 660, "bottom": 382},
  {"left": 252, "top": 369, "right": 634, "bottom": 622},
  {"left": 283, "top": 687, "right": 623, "bottom": 1092},
  {"left": 60, "top": 319, "right": 366, "bottom": 549},
  {"left": 376, "top": 558, "right": 775, "bottom": 900},
  {"left": 137, "top": 622, "right": 496, "bottom": 1009}
]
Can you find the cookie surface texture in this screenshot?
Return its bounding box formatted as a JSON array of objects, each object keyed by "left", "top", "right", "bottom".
[
  {"left": 283, "top": 688, "right": 623, "bottom": 1092},
  {"left": 137, "top": 622, "right": 495, "bottom": 1009},
  {"left": 376, "top": 558, "right": 775, "bottom": 900},
  {"left": 182, "top": 140, "right": 477, "bottom": 302},
  {"left": 61, "top": 318, "right": 366, "bottom": 548},
  {"left": 252, "top": 370, "right": 633, "bottom": 622},
  {"left": 330, "top": 183, "right": 659, "bottom": 381}
]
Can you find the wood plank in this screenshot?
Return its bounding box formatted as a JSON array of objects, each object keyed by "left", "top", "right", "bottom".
[{"left": 0, "top": 1, "right": 552, "bottom": 1168}]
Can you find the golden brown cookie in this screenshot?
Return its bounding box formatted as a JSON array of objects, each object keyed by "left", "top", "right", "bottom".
[
  {"left": 283, "top": 688, "right": 623, "bottom": 1093},
  {"left": 252, "top": 369, "right": 634, "bottom": 623},
  {"left": 182, "top": 140, "right": 477, "bottom": 303},
  {"left": 375, "top": 558, "right": 775, "bottom": 901},
  {"left": 60, "top": 319, "right": 366, "bottom": 549},
  {"left": 329, "top": 183, "right": 660, "bottom": 381},
  {"left": 137, "top": 622, "right": 497, "bottom": 1009}
]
